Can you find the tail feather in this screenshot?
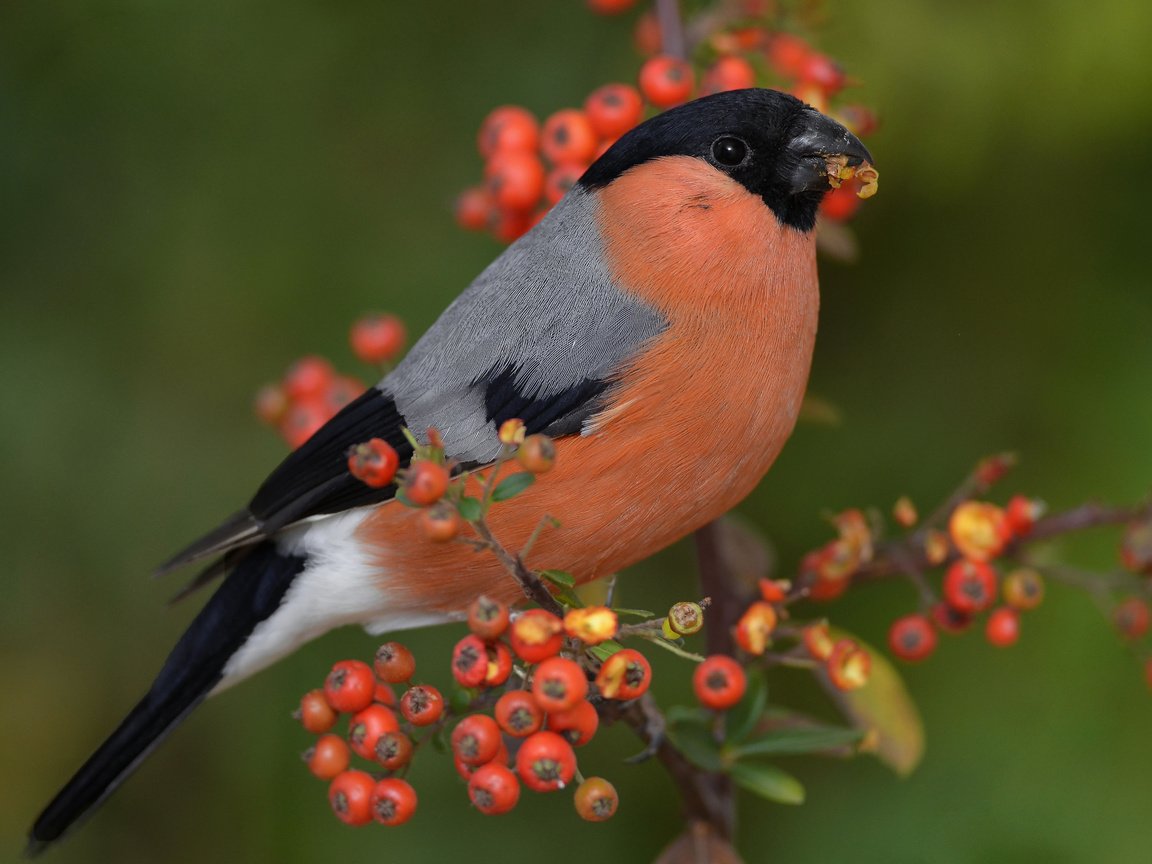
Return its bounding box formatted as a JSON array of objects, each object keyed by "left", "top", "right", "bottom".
[{"left": 28, "top": 543, "right": 306, "bottom": 855}]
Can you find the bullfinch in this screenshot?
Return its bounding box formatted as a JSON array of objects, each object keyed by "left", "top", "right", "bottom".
[{"left": 28, "top": 87, "right": 874, "bottom": 853}]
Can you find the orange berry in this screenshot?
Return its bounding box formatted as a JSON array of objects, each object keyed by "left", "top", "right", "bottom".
[
  {"left": 469, "top": 762, "right": 521, "bottom": 815},
  {"left": 547, "top": 699, "right": 599, "bottom": 747},
  {"left": 399, "top": 684, "right": 444, "bottom": 726},
  {"left": 279, "top": 398, "right": 329, "bottom": 449},
  {"left": 495, "top": 690, "right": 545, "bottom": 738},
  {"left": 1004, "top": 495, "right": 1044, "bottom": 537},
  {"left": 306, "top": 734, "right": 350, "bottom": 780},
  {"left": 324, "top": 375, "right": 365, "bottom": 414},
  {"left": 488, "top": 206, "right": 533, "bottom": 244},
  {"left": 509, "top": 609, "right": 564, "bottom": 663},
  {"left": 541, "top": 109, "right": 599, "bottom": 166},
  {"left": 483, "top": 640, "right": 514, "bottom": 688},
  {"left": 943, "top": 559, "right": 998, "bottom": 614},
  {"left": 455, "top": 185, "right": 495, "bottom": 231},
  {"left": 887, "top": 614, "right": 937, "bottom": 662},
  {"left": 371, "top": 777, "right": 417, "bottom": 826},
  {"left": 348, "top": 704, "right": 400, "bottom": 761},
  {"left": 587, "top": 0, "right": 636, "bottom": 14},
  {"left": 468, "top": 595, "right": 510, "bottom": 641},
  {"left": 800, "top": 53, "right": 846, "bottom": 95},
  {"left": 403, "top": 459, "right": 451, "bottom": 506},
  {"left": 562, "top": 606, "right": 619, "bottom": 645},
  {"left": 283, "top": 355, "right": 335, "bottom": 401},
  {"left": 296, "top": 688, "right": 338, "bottom": 734},
  {"left": 801, "top": 621, "right": 834, "bottom": 660},
  {"left": 515, "top": 731, "right": 577, "bottom": 793},
  {"left": 701, "top": 55, "right": 756, "bottom": 95},
  {"left": 734, "top": 602, "right": 778, "bottom": 655},
  {"left": 329, "top": 770, "right": 376, "bottom": 826},
  {"left": 892, "top": 495, "right": 918, "bottom": 528},
  {"left": 517, "top": 433, "right": 556, "bottom": 473},
  {"left": 374, "top": 642, "right": 416, "bottom": 684},
  {"left": 949, "top": 501, "right": 1009, "bottom": 561},
  {"left": 767, "top": 33, "right": 811, "bottom": 79},
  {"left": 819, "top": 183, "right": 862, "bottom": 222},
  {"left": 574, "top": 777, "right": 618, "bottom": 822},
  {"left": 486, "top": 150, "right": 545, "bottom": 211},
  {"left": 531, "top": 657, "right": 588, "bottom": 713},
  {"left": 374, "top": 730, "right": 414, "bottom": 771},
  {"left": 826, "top": 639, "right": 870, "bottom": 690},
  {"left": 584, "top": 83, "right": 644, "bottom": 139},
  {"left": 633, "top": 11, "right": 662, "bottom": 56},
  {"left": 498, "top": 418, "right": 526, "bottom": 445},
  {"left": 452, "top": 714, "right": 504, "bottom": 766},
  {"left": 477, "top": 105, "right": 539, "bottom": 159},
  {"left": 758, "top": 578, "right": 791, "bottom": 603},
  {"left": 1002, "top": 568, "right": 1045, "bottom": 610},
  {"left": 595, "top": 648, "right": 651, "bottom": 700},
  {"left": 1114, "top": 596, "right": 1151, "bottom": 640},
  {"left": 349, "top": 313, "right": 405, "bottom": 365},
  {"left": 693, "top": 655, "right": 746, "bottom": 710},
  {"left": 544, "top": 163, "right": 587, "bottom": 206},
  {"left": 639, "top": 55, "right": 695, "bottom": 108},
  {"left": 254, "top": 383, "right": 289, "bottom": 427},
  {"left": 452, "top": 634, "right": 490, "bottom": 688},
  {"left": 420, "top": 502, "right": 460, "bottom": 542}
]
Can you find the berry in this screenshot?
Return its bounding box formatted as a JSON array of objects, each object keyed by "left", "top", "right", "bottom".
[
  {"left": 279, "top": 399, "right": 329, "bottom": 449},
  {"left": 819, "top": 183, "right": 861, "bottom": 222},
  {"left": 254, "top": 383, "right": 289, "bottom": 427},
  {"left": 758, "top": 578, "right": 790, "bottom": 604},
  {"left": 495, "top": 689, "right": 545, "bottom": 737},
  {"left": 374, "top": 642, "right": 416, "bottom": 684},
  {"left": 892, "top": 496, "right": 918, "bottom": 528},
  {"left": 949, "top": 501, "right": 1009, "bottom": 562},
  {"left": 347, "top": 438, "right": 400, "bottom": 489},
  {"left": 371, "top": 778, "right": 418, "bottom": 826},
  {"left": 547, "top": 699, "right": 599, "bottom": 747},
  {"left": 801, "top": 621, "right": 834, "bottom": 660},
  {"left": 517, "top": 434, "right": 556, "bottom": 473},
  {"left": 584, "top": 83, "right": 644, "bottom": 139},
  {"left": 374, "top": 730, "right": 414, "bottom": 771},
  {"left": 478, "top": 105, "right": 539, "bottom": 159},
  {"left": 923, "top": 530, "right": 950, "bottom": 566},
  {"left": 348, "top": 704, "right": 400, "bottom": 761},
  {"left": 516, "top": 731, "right": 577, "bottom": 793},
  {"left": 400, "top": 684, "right": 444, "bottom": 726},
  {"left": 595, "top": 648, "right": 651, "bottom": 700},
  {"left": 468, "top": 595, "right": 510, "bottom": 641},
  {"left": 800, "top": 53, "right": 846, "bottom": 94},
  {"left": 469, "top": 762, "right": 521, "bottom": 815},
  {"left": 887, "top": 614, "right": 937, "bottom": 662},
  {"left": 767, "top": 33, "right": 811, "bottom": 78},
  {"left": 826, "top": 639, "right": 871, "bottom": 691},
  {"left": 306, "top": 734, "right": 350, "bottom": 780},
  {"left": 373, "top": 681, "right": 397, "bottom": 706},
  {"left": 985, "top": 607, "right": 1021, "bottom": 647},
  {"left": 541, "top": 109, "right": 598, "bottom": 166},
  {"left": 325, "top": 375, "right": 365, "bottom": 414},
  {"left": 488, "top": 206, "right": 533, "bottom": 243},
  {"left": 486, "top": 150, "right": 546, "bottom": 211},
  {"left": 451, "top": 714, "right": 503, "bottom": 766},
  {"left": 498, "top": 417, "right": 526, "bottom": 445},
  {"left": 943, "top": 559, "right": 999, "bottom": 614},
  {"left": 1121, "top": 517, "right": 1152, "bottom": 574},
  {"left": 544, "top": 163, "right": 586, "bottom": 206},
  {"left": 349, "top": 313, "right": 405, "bottom": 365},
  {"left": 1114, "top": 596, "right": 1151, "bottom": 640},
  {"left": 587, "top": 0, "right": 637, "bottom": 14},
  {"left": 455, "top": 186, "right": 494, "bottom": 231},
  {"left": 930, "top": 601, "right": 973, "bottom": 634},
  {"left": 638, "top": 55, "right": 695, "bottom": 108},
  {"left": 420, "top": 502, "right": 461, "bottom": 542},
  {"left": 324, "top": 660, "right": 375, "bottom": 713},
  {"left": 509, "top": 609, "right": 564, "bottom": 663},
  {"left": 574, "top": 777, "right": 618, "bottom": 822},
  {"left": 666, "top": 601, "right": 704, "bottom": 637},
  {"left": 283, "top": 355, "right": 335, "bottom": 401},
  {"left": 1002, "top": 568, "right": 1045, "bottom": 611},
  {"left": 296, "top": 689, "right": 338, "bottom": 734},
  {"left": 693, "top": 655, "right": 747, "bottom": 710},
  {"left": 701, "top": 55, "right": 756, "bottom": 95},
  {"left": 1004, "top": 495, "right": 1043, "bottom": 537},
  {"left": 563, "top": 606, "right": 619, "bottom": 644},
  {"left": 403, "top": 460, "right": 451, "bottom": 506},
  {"left": 329, "top": 770, "right": 376, "bottom": 826},
  {"left": 452, "top": 634, "right": 490, "bottom": 688},
  {"left": 734, "top": 602, "right": 778, "bottom": 655},
  {"left": 531, "top": 657, "right": 588, "bottom": 713},
  {"left": 836, "top": 104, "right": 879, "bottom": 137},
  {"left": 632, "top": 11, "right": 661, "bottom": 56}
]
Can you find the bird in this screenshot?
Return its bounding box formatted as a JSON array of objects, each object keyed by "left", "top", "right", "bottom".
[{"left": 27, "top": 87, "right": 874, "bottom": 854}]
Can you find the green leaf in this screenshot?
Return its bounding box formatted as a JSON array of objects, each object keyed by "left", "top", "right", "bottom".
[
  {"left": 729, "top": 761, "right": 805, "bottom": 805},
  {"left": 587, "top": 641, "right": 623, "bottom": 663},
  {"left": 725, "top": 671, "right": 767, "bottom": 744},
  {"left": 456, "top": 496, "right": 482, "bottom": 522},
  {"left": 550, "top": 587, "right": 584, "bottom": 609},
  {"left": 611, "top": 607, "right": 655, "bottom": 619},
  {"left": 492, "top": 472, "right": 535, "bottom": 502},
  {"left": 729, "top": 726, "right": 863, "bottom": 758},
  {"left": 664, "top": 705, "right": 710, "bottom": 727},
  {"left": 540, "top": 569, "right": 575, "bottom": 588},
  {"left": 666, "top": 721, "right": 724, "bottom": 772},
  {"left": 824, "top": 628, "right": 925, "bottom": 777}
]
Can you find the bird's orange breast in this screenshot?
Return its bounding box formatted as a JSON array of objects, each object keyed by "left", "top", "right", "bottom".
[{"left": 359, "top": 156, "right": 818, "bottom": 612}]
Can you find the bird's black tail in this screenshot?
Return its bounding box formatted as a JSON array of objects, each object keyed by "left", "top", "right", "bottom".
[{"left": 27, "top": 543, "right": 306, "bottom": 856}]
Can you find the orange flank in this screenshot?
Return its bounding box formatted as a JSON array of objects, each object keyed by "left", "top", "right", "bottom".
[{"left": 359, "top": 156, "right": 819, "bottom": 612}]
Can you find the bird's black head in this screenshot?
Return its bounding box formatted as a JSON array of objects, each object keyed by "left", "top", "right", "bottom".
[{"left": 578, "top": 88, "right": 874, "bottom": 233}]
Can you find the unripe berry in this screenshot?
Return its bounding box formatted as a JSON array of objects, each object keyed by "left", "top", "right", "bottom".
[
  {"left": 574, "top": 776, "right": 618, "bottom": 822},
  {"left": 667, "top": 601, "right": 704, "bottom": 636}
]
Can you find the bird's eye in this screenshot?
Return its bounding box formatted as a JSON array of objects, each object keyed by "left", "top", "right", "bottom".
[{"left": 711, "top": 136, "right": 748, "bottom": 167}]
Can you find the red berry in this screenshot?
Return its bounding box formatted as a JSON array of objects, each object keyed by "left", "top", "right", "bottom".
[
  {"left": 826, "top": 639, "right": 871, "bottom": 691},
  {"left": 279, "top": 398, "right": 329, "bottom": 449},
  {"left": 420, "top": 502, "right": 460, "bottom": 542},
  {"left": 587, "top": 0, "right": 637, "bottom": 14},
  {"left": 693, "top": 655, "right": 746, "bottom": 710},
  {"left": 468, "top": 595, "right": 510, "bottom": 641},
  {"left": 632, "top": 11, "right": 662, "bottom": 56},
  {"left": 541, "top": 109, "right": 598, "bottom": 166},
  {"left": 930, "top": 601, "right": 974, "bottom": 634},
  {"left": 374, "top": 642, "right": 416, "bottom": 684},
  {"left": 887, "top": 614, "right": 937, "bottom": 662},
  {"left": 985, "top": 606, "right": 1021, "bottom": 647},
  {"left": 509, "top": 609, "right": 564, "bottom": 663},
  {"left": 403, "top": 460, "right": 451, "bottom": 506},
  {"left": 547, "top": 699, "right": 599, "bottom": 747},
  {"left": 486, "top": 150, "right": 546, "bottom": 211},
  {"left": 1004, "top": 495, "right": 1042, "bottom": 537},
  {"left": 495, "top": 690, "right": 545, "bottom": 738},
  {"left": 943, "top": 559, "right": 998, "bottom": 614},
  {"left": 306, "top": 734, "right": 350, "bottom": 780},
  {"left": 451, "top": 713, "right": 503, "bottom": 766},
  {"left": 374, "top": 730, "right": 414, "bottom": 771},
  {"left": 639, "top": 56, "right": 695, "bottom": 108},
  {"left": 324, "top": 375, "right": 365, "bottom": 414},
  {"left": 1114, "top": 596, "right": 1151, "bottom": 640},
  {"left": 531, "top": 657, "right": 588, "bottom": 713},
  {"left": 483, "top": 641, "right": 514, "bottom": 688},
  {"left": 544, "top": 163, "right": 587, "bottom": 206},
  {"left": 283, "top": 355, "right": 335, "bottom": 401},
  {"left": 455, "top": 185, "right": 495, "bottom": 231},
  {"left": 350, "top": 313, "right": 406, "bottom": 365},
  {"left": 452, "top": 634, "right": 490, "bottom": 688},
  {"left": 477, "top": 105, "right": 539, "bottom": 159},
  {"left": 800, "top": 53, "right": 846, "bottom": 94},
  {"left": 819, "top": 183, "right": 861, "bottom": 222},
  {"left": 469, "top": 762, "right": 521, "bottom": 815},
  {"left": 371, "top": 777, "right": 418, "bottom": 826},
  {"left": 488, "top": 206, "right": 533, "bottom": 243},
  {"left": 515, "top": 730, "right": 577, "bottom": 793},
  {"left": 329, "top": 770, "right": 376, "bottom": 826},
  {"left": 348, "top": 704, "right": 400, "bottom": 761},
  {"left": 296, "top": 688, "right": 338, "bottom": 734},
  {"left": 767, "top": 33, "right": 811, "bottom": 78},
  {"left": 347, "top": 438, "right": 400, "bottom": 489},
  {"left": 595, "top": 648, "right": 651, "bottom": 700},
  {"left": 734, "top": 602, "right": 778, "bottom": 655},
  {"left": 584, "top": 83, "right": 644, "bottom": 139},
  {"left": 701, "top": 55, "right": 756, "bottom": 95},
  {"left": 801, "top": 621, "right": 835, "bottom": 659},
  {"left": 400, "top": 685, "right": 444, "bottom": 726},
  {"left": 373, "top": 681, "right": 397, "bottom": 706},
  {"left": 324, "top": 660, "right": 375, "bottom": 713},
  {"left": 574, "top": 776, "right": 618, "bottom": 822}
]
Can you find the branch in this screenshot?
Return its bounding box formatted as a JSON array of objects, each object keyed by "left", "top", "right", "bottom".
[{"left": 470, "top": 515, "right": 564, "bottom": 616}]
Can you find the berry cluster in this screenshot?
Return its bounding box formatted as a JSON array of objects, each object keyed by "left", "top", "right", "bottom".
[
  {"left": 254, "top": 313, "right": 406, "bottom": 449},
  {"left": 455, "top": 2, "right": 878, "bottom": 243}
]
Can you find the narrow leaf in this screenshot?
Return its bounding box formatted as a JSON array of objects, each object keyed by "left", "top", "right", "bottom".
[
  {"left": 492, "top": 472, "right": 535, "bottom": 502},
  {"left": 587, "top": 640, "right": 623, "bottom": 662},
  {"left": 611, "top": 607, "right": 655, "bottom": 619},
  {"left": 456, "top": 496, "right": 482, "bottom": 522},
  {"left": 730, "top": 726, "right": 863, "bottom": 758},
  {"left": 666, "top": 721, "right": 724, "bottom": 772},
  {"left": 726, "top": 671, "right": 768, "bottom": 744},
  {"left": 729, "top": 761, "right": 805, "bottom": 805},
  {"left": 540, "top": 569, "right": 575, "bottom": 588}
]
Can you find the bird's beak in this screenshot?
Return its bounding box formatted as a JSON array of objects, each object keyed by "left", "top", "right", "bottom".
[{"left": 785, "top": 109, "right": 879, "bottom": 199}]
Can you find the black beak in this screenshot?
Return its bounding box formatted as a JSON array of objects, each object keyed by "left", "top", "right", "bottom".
[{"left": 784, "top": 109, "right": 875, "bottom": 194}]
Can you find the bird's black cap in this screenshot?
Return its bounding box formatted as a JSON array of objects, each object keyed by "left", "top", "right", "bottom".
[{"left": 579, "top": 88, "right": 874, "bottom": 232}]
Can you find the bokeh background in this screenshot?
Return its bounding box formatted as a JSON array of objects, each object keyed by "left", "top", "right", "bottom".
[{"left": 4, "top": 1, "right": 1151, "bottom": 862}]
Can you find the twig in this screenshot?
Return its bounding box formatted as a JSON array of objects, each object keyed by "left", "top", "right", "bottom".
[
  {"left": 655, "top": 0, "right": 687, "bottom": 60},
  {"left": 471, "top": 515, "right": 564, "bottom": 616}
]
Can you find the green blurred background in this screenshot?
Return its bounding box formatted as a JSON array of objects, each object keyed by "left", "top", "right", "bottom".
[{"left": 4, "top": 1, "right": 1151, "bottom": 861}]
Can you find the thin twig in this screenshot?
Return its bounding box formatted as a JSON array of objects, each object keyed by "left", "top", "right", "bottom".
[{"left": 471, "top": 515, "right": 564, "bottom": 616}]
